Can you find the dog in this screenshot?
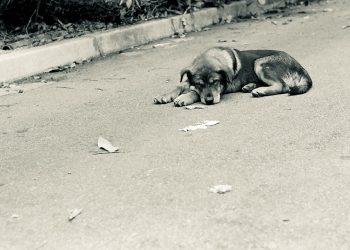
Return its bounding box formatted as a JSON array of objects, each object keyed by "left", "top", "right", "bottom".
[{"left": 154, "top": 47, "right": 312, "bottom": 106}]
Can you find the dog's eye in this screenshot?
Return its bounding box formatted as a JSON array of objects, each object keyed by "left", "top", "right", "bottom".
[
  {"left": 209, "top": 78, "right": 220, "bottom": 84},
  {"left": 194, "top": 81, "right": 204, "bottom": 87}
]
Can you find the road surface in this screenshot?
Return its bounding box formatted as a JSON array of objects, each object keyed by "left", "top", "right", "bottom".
[{"left": 1, "top": 1, "right": 350, "bottom": 249}]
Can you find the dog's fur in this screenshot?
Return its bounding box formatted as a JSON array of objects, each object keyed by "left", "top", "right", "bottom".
[{"left": 154, "top": 47, "right": 312, "bottom": 106}]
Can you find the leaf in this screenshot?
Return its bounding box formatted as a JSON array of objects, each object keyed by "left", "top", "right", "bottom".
[
  {"left": 98, "top": 136, "right": 119, "bottom": 153},
  {"left": 68, "top": 208, "right": 82, "bottom": 221}
]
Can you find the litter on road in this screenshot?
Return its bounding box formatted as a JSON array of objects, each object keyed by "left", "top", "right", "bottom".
[
  {"left": 68, "top": 208, "right": 83, "bottom": 222},
  {"left": 46, "top": 62, "right": 76, "bottom": 73},
  {"left": 209, "top": 185, "right": 232, "bottom": 194},
  {"left": 183, "top": 105, "right": 207, "bottom": 110},
  {"left": 202, "top": 120, "right": 220, "bottom": 126},
  {"left": 179, "top": 120, "right": 220, "bottom": 132},
  {"left": 323, "top": 8, "right": 334, "bottom": 12},
  {"left": 152, "top": 42, "right": 171, "bottom": 48},
  {"left": 179, "top": 124, "right": 207, "bottom": 132},
  {"left": 97, "top": 136, "right": 119, "bottom": 153}
]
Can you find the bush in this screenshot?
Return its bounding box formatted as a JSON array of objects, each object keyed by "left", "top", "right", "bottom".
[{"left": 0, "top": 0, "right": 241, "bottom": 29}]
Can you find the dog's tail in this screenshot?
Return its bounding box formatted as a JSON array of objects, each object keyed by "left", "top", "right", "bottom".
[{"left": 284, "top": 69, "right": 312, "bottom": 95}]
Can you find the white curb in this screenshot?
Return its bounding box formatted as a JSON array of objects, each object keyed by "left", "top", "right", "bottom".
[{"left": 0, "top": 37, "right": 100, "bottom": 83}]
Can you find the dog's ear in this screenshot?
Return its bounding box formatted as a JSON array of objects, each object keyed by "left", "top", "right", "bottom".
[
  {"left": 180, "top": 67, "right": 193, "bottom": 82},
  {"left": 218, "top": 48, "right": 239, "bottom": 83},
  {"left": 218, "top": 66, "right": 234, "bottom": 84}
]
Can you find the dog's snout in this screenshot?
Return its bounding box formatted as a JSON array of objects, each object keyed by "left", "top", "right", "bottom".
[{"left": 205, "top": 94, "right": 214, "bottom": 104}]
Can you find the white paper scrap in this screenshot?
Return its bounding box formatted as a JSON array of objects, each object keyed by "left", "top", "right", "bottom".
[
  {"left": 209, "top": 185, "right": 232, "bottom": 194},
  {"left": 98, "top": 136, "right": 119, "bottom": 153}
]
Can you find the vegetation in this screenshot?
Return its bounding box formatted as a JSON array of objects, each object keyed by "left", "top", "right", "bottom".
[{"left": 0, "top": 1, "right": 240, "bottom": 29}]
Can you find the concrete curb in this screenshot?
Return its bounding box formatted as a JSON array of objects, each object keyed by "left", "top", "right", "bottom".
[
  {"left": 0, "top": 37, "right": 100, "bottom": 83},
  {"left": 247, "top": 0, "right": 286, "bottom": 16},
  {"left": 95, "top": 1, "right": 248, "bottom": 56},
  {"left": 0, "top": 0, "right": 283, "bottom": 84}
]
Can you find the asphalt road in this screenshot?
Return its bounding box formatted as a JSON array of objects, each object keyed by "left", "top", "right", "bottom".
[{"left": 1, "top": 1, "right": 350, "bottom": 249}]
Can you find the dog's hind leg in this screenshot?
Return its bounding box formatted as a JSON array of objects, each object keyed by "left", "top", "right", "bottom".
[
  {"left": 252, "top": 56, "right": 289, "bottom": 97},
  {"left": 251, "top": 84, "right": 288, "bottom": 97},
  {"left": 154, "top": 82, "right": 190, "bottom": 104}
]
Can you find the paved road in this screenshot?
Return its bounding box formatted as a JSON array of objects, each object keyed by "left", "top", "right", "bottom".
[{"left": 1, "top": 1, "right": 350, "bottom": 249}]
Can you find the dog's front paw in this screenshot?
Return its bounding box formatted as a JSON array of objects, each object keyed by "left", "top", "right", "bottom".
[
  {"left": 154, "top": 93, "right": 175, "bottom": 104},
  {"left": 174, "top": 93, "right": 197, "bottom": 107},
  {"left": 174, "top": 96, "right": 189, "bottom": 107}
]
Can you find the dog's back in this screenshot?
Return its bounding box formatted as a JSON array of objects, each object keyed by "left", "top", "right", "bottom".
[{"left": 236, "top": 49, "right": 312, "bottom": 95}]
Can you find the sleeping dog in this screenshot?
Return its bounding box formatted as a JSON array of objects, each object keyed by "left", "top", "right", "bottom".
[{"left": 154, "top": 47, "right": 312, "bottom": 106}]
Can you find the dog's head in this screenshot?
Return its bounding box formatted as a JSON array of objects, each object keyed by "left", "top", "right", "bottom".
[{"left": 180, "top": 48, "right": 237, "bottom": 105}]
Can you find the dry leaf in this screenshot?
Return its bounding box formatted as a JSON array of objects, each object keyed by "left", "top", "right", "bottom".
[
  {"left": 68, "top": 208, "right": 82, "bottom": 221},
  {"left": 98, "top": 136, "right": 119, "bottom": 153}
]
